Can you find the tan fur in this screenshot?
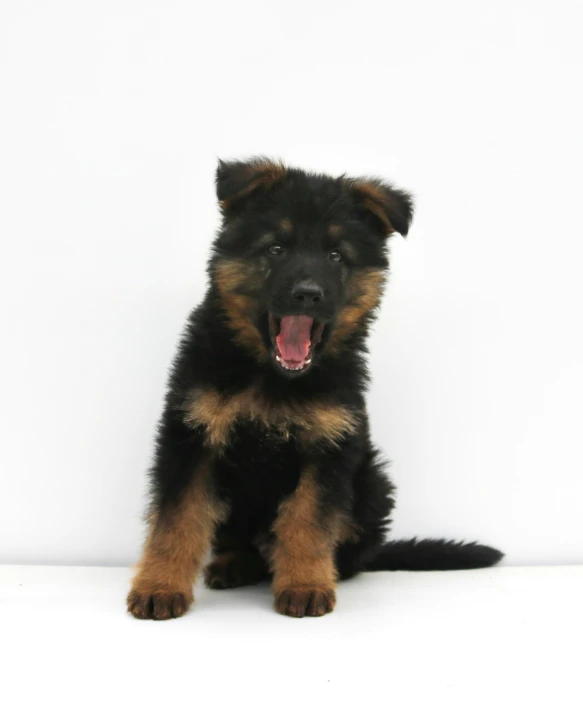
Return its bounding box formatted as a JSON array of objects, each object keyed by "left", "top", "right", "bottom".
[
  {"left": 328, "top": 224, "right": 342, "bottom": 237},
  {"left": 184, "top": 386, "right": 361, "bottom": 448},
  {"left": 280, "top": 218, "right": 293, "bottom": 233},
  {"left": 214, "top": 258, "right": 253, "bottom": 293},
  {"left": 337, "top": 516, "right": 362, "bottom": 544},
  {"left": 127, "top": 463, "right": 227, "bottom": 616},
  {"left": 328, "top": 268, "right": 386, "bottom": 352},
  {"left": 213, "top": 259, "right": 268, "bottom": 361},
  {"left": 270, "top": 468, "right": 341, "bottom": 615},
  {"left": 219, "top": 160, "right": 286, "bottom": 209},
  {"left": 350, "top": 179, "right": 395, "bottom": 234}
]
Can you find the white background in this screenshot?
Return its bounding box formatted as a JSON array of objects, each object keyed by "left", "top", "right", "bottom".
[
  {"left": 1, "top": 0, "right": 581, "bottom": 567},
  {"left": 3, "top": 565, "right": 583, "bottom": 700}
]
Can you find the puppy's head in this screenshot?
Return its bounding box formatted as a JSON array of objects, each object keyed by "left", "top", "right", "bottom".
[{"left": 211, "top": 158, "right": 413, "bottom": 377}]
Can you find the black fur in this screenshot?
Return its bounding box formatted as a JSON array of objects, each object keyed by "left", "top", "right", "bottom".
[
  {"left": 364, "top": 539, "right": 504, "bottom": 572},
  {"left": 137, "top": 158, "right": 502, "bottom": 617}
]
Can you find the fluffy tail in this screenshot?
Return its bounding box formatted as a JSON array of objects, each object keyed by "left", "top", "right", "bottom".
[{"left": 365, "top": 538, "right": 503, "bottom": 571}]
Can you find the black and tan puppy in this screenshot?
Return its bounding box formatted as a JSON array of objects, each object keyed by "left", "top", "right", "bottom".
[{"left": 127, "top": 158, "right": 502, "bottom": 620}]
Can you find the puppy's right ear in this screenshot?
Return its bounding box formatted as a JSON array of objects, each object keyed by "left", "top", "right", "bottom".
[{"left": 216, "top": 158, "right": 286, "bottom": 210}]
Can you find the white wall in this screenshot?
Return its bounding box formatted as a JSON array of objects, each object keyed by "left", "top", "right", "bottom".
[{"left": 1, "top": 0, "right": 582, "bottom": 566}]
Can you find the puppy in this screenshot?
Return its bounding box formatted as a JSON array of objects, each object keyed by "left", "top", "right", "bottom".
[{"left": 127, "top": 158, "right": 502, "bottom": 620}]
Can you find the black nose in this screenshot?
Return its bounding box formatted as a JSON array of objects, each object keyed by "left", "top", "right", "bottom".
[{"left": 291, "top": 281, "right": 324, "bottom": 305}]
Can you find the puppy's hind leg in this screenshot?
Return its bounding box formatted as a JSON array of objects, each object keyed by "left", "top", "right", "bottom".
[{"left": 204, "top": 547, "right": 269, "bottom": 589}]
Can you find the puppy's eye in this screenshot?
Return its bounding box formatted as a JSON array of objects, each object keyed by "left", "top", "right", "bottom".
[
  {"left": 329, "top": 249, "right": 342, "bottom": 262},
  {"left": 268, "top": 244, "right": 284, "bottom": 256}
]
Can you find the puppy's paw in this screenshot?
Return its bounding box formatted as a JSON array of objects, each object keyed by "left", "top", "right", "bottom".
[
  {"left": 127, "top": 589, "right": 193, "bottom": 620},
  {"left": 274, "top": 587, "right": 336, "bottom": 618},
  {"left": 204, "top": 551, "right": 268, "bottom": 590}
]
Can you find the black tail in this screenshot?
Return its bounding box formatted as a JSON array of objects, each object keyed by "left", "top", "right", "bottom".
[{"left": 365, "top": 538, "right": 504, "bottom": 572}]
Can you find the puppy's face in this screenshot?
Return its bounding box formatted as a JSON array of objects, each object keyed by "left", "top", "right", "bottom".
[{"left": 211, "top": 159, "right": 413, "bottom": 377}]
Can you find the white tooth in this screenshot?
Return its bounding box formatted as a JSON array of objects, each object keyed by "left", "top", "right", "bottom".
[
  {"left": 305, "top": 358, "right": 312, "bottom": 365},
  {"left": 276, "top": 355, "right": 282, "bottom": 362}
]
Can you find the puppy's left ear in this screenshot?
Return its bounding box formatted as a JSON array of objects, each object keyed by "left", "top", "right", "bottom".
[
  {"left": 347, "top": 177, "right": 414, "bottom": 237},
  {"left": 216, "top": 157, "right": 287, "bottom": 210}
]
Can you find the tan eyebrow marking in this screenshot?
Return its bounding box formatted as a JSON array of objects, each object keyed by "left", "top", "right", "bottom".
[
  {"left": 328, "top": 224, "right": 342, "bottom": 238},
  {"left": 280, "top": 219, "right": 293, "bottom": 233}
]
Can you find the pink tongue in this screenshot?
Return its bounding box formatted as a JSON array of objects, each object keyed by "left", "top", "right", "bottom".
[{"left": 276, "top": 315, "right": 313, "bottom": 362}]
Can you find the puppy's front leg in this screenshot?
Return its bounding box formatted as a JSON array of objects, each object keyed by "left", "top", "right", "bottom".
[
  {"left": 271, "top": 467, "right": 340, "bottom": 618},
  {"left": 127, "top": 413, "right": 226, "bottom": 620}
]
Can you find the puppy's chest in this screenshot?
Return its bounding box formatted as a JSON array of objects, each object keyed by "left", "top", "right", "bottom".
[
  {"left": 182, "top": 386, "right": 360, "bottom": 450},
  {"left": 217, "top": 419, "right": 301, "bottom": 474}
]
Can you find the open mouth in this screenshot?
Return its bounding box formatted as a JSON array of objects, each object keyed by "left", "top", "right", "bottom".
[{"left": 268, "top": 314, "right": 325, "bottom": 373}]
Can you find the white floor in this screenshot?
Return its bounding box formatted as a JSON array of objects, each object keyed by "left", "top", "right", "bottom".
[{"left": 1, "top": 565, "right": 581, "bottom": 701}]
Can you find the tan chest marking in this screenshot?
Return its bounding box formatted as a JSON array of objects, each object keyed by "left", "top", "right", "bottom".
[{"left": 183, "top": 387, "right": 360, "bottom": 448}]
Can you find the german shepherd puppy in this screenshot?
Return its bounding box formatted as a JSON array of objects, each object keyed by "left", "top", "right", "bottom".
[{"left": 127, "top": 158, "right": 502, "bottom": 620}]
